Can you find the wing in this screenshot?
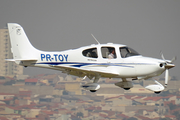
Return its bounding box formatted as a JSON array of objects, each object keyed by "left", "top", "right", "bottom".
[{"left": 48, "top": 63, "right": 120, "bottom": 78}]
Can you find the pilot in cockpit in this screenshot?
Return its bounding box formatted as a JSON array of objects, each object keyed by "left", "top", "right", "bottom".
[{"left": 108, "top": 49, "right": 116, "bottom": 59}]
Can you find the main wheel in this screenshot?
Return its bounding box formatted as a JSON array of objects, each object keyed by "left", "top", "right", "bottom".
[
  {"left": 90, "top": 90, "right": 97, "bottom": 92},
  {"left": 124, "top": 88, "right": 130, "bottom": 90}
]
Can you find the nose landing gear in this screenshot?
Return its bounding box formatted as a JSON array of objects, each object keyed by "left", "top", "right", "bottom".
[{"left": 145, "top": 80, "right": 164, "bottom": 94}]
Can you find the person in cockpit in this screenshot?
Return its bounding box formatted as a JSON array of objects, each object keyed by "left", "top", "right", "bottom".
[{"left": 108, "top": 49, "right": 116, "bottom": 59}]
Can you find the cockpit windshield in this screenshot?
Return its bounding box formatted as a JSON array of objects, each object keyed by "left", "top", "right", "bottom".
[{"left": 120, "top": 47, "right": 140, "bottom": 58}]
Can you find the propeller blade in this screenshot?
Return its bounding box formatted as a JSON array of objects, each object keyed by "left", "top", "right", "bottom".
[
  {"left": 165, "top": 69, "right": 169, "bottom": 87},
  {"left": 160, "top": 51, "right": 166, "bottom": 61},
  {"left": 170, "top": 56, "right": 177, "bottom": 63},
  {"left": 160, "top": 51, "right": 176, "bottom": 64}
]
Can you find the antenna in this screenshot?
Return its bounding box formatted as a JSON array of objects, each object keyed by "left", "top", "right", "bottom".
[{"left": 91, "top": 34, "right": 100, "bottom": 44}]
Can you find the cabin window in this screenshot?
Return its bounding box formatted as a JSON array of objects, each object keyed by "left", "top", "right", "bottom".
[
  {"left": 101, "top": 47, "right": 116, "bottom": 59},
  {"left": 120, "top": 47, "right": 140, "bottom": 58},
  {"left": 82, "top": 48, "right": 98, "bottom": 58}
]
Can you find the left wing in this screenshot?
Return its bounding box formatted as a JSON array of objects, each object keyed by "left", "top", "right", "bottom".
[{"left": 39, "top": 62, "right": 121, "bottom": 78}]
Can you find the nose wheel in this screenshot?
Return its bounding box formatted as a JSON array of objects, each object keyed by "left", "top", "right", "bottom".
[
  {"left": 145, "top": 80, "right": 164, "bottom": 93},
  {"left": 154, "top": 91, "right": 161, "bottom": 94}
]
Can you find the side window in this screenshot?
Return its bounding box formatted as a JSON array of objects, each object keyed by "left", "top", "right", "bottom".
[
  {"left": 101, "top": 47, "right": 116, "bottom": 59},
  {"left": 120, "top": 47, "right": 129, "bottom": 58},
  {"left": 82, "top": 48, "right": 98, "bottom": 58}
]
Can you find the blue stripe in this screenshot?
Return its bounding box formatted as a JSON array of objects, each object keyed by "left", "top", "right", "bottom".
[{"left": 36, "top": 62, "right": 155, "bottom": 68}]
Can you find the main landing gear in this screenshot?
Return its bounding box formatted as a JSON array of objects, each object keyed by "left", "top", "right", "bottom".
[
  {"left": 81, "top": 75, "right": 101, "bottom": 92},
  {"left": 114, "top": 78, "right": 133, "bottom": 90}
]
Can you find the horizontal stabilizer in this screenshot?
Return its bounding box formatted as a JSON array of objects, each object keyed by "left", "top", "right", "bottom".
[{"left": 6, "top": 58, "right": 38, "bottom": 62}]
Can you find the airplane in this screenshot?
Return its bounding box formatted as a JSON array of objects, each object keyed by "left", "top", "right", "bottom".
[{"left": 7, "top": 23, "right": 176, "bottom": 94}]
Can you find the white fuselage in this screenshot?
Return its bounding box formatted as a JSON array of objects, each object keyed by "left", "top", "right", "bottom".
[
  {"left": 7, "top": 23, "right": 175, "bottom": 93},
  {"left": 26, "top": 43, "right": 166, "bottom": 80}
]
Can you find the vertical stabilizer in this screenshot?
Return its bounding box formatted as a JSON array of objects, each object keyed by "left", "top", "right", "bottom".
[{"left": 7, "top": 23, "right": 39, "bottom": 60}]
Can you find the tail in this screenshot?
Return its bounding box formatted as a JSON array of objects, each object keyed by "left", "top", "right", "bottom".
[{"left": 7, "top": 23, "right": 38, "bottom": 64}]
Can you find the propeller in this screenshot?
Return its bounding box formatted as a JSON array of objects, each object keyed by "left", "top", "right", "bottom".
[{"left": 160, "top": 52, "right": 176, "bottom": 87}]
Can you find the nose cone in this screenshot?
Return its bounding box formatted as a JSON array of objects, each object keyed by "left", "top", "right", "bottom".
[
  {"left": 159, "top": 62, "right": 175, "bottom": 69},
  {"left": 165, "top": 63, "right": 175, "bottom": 69}
]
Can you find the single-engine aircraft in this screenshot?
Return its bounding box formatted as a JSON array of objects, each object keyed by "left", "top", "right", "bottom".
[{"left": 7, "top": 23, "right": 176, "bottom": 94}]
